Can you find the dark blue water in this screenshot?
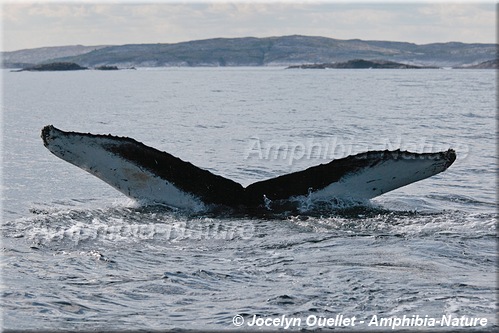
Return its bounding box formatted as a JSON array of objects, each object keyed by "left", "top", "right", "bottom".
[{"left": 1, "top": 68, "right": 497, "bottom": 330}]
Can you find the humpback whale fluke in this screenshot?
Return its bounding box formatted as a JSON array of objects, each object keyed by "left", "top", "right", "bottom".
[{"left": 41, "top": 125, "right": 456, "bottom": 212}]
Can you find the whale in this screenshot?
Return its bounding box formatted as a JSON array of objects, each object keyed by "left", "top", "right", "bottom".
[{"left": 41, "top": 125, "right": 456, "bottom": 212}]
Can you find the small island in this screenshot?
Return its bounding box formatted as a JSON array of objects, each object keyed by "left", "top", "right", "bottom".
[
  {"left": 12, "top": 62, "right": 126, "bottom": 72},
  {"left": 95, "top": 65, "right": 119, "bottom": 70},
  {"left": 287, "top": 59, "right": 435, "bottom": 69},
  {"left": 14, "top": 62, "right": 88, "bottom": 72}
]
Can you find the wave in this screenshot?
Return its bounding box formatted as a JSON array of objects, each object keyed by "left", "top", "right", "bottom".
[{"left": 3, "top": 196, "right": 496, "bottom": 251}]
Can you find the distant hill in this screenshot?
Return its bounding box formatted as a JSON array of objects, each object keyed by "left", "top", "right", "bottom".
[
  {"left": 2, "top": 35, "right": 497, "bottom": 68},
  {"left": 1, "top": 45, "right": 109, "bottom": 68},
  {"left": 461, "top": 59, "right": 498, "bottom": 69}
]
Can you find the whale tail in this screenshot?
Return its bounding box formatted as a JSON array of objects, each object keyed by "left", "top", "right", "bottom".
[{"left": 41, "top": 125, "right": 456, "bottom": 211}]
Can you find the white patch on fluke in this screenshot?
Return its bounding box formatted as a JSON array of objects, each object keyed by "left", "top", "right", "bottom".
[
  {"left": 42, "top": 126, "right": 205, "bottom": 211},
  {"left": 310, "top": 157, "right": 449, "bottom": 201}
]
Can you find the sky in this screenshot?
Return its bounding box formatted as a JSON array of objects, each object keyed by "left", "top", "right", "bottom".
[{"left": 1, "top": 1, "right": 497, "bottom": 52}]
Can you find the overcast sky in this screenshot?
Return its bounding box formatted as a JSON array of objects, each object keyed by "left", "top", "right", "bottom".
[{"left": 1, "top": 1, "right": 496, "bottom": 52}]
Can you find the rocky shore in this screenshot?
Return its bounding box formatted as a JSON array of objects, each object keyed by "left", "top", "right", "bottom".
[
  {"left": 14, "top": 62, "right": 88, "bottom": 72},
  {"left": 287, "top": 59, "right": 435, "bottom": 69}
]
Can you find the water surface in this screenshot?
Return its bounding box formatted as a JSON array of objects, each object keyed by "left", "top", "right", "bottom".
[{"left": 1, "top": 68, "right": 497, "bottom": 330}]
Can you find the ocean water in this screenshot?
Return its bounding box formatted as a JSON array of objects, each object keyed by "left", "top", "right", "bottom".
[{"left": 1, "top": 68, "right": 497, "bottom": 331}]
